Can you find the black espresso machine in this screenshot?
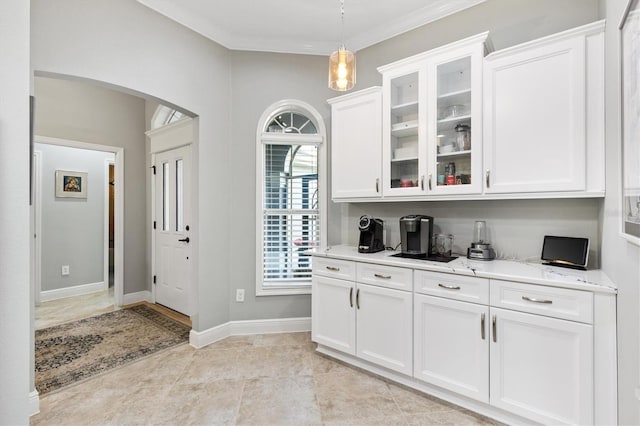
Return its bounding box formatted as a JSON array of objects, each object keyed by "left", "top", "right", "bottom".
[{"left": 358, "top": 215, "right": 384, "bottom": 253}]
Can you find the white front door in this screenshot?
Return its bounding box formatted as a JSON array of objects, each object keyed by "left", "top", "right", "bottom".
[{"left": 154, "top": 145, "right": 192, "bottom": 315}]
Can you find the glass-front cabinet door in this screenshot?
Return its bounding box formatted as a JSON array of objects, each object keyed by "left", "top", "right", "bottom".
[
  {"left": 381, "top": 67, "right": 427, "bottom": 196},
  {"left": 380, "top": 33, "right": 489, "bottom": 198},
  {"left": 427, "top": 40, "right": 486, "bottom": 195}
]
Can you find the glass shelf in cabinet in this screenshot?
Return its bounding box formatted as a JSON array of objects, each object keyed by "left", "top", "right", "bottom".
[
  {"left": 437, "top": 88, "right": 471, "bottom": 100},
  {"left": 437, "top": 114, "right": 471, "bottom": 124},
  {"left": 391, "top": 122, "right": 419, "bottom": 138},
  {"left": 391, "top": 156, "right": 419, "bottom": 163},
  {"left": 436, "top": 150, "right": 471, "bottom": 158},
  {"left": 391, "top": 101, "right": 419, "bottom": 116}
]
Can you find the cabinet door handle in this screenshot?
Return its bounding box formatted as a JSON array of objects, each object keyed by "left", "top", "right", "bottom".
[
  {"left": 492, "top": 315, "right": 497, "bottom": 342},
  {"left": 522, "top": 296, "right": 553, "bottom": 304},
  {"left": 427, "top": 174, "right": 431, "bottom": 190},
  {"left": 481, "top": 313, "right": 486, "bottom": 340},
  {"left": 486, "top": 170, "right": 490, "bottom": 188},
  {"left": 438, "top": 283, "right": 461, "bottom": 290},
  {"left": 356, "top": 288, "right": 360, "bottom": 309},
  {"left": 349, "top": 287, "right": 353, "bottom": 308},
  {"left": 375, "top": 178, "right": 379, "bottom": 193},
  {"left": 326, "top": 266, "right": 340, "bottom": 272},
  {"left": 374, "top": 273, "right": 391, "bottom": 279}
]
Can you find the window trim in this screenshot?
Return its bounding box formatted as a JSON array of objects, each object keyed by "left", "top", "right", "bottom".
[{"left": 255, "top": 100, "right": 327, "bottom": 296}]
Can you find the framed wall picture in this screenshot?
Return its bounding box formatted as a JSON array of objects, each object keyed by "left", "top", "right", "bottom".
[
  {"left": 55, "top": 170, "right": 88, "bottom": 199},
  {"left": 621, "top": 0, "right": 640, "bottom": 245}
]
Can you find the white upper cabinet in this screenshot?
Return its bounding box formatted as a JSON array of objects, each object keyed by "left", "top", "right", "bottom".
[
  {"left": 328, "top": 87, "right": 383, "bottom": 200},
  {"left": 382, "top": 66, "right": 427, "bottom": 197},
  {"left": 379, "top": 32, "right": 491, "bottom": 198},
  {"left": 427, "top": 42, "right": 486, "bottom": 195},
  {"left": 483, "top": 21, "right": 605, "bottom": 195}
]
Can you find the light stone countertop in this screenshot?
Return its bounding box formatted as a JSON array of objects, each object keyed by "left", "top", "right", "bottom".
[{"left": 308, "top": 245, "right": 617, "bottom": 294}]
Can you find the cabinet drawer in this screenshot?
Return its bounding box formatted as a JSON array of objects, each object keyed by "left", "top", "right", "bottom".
[
  {"left": 313, "top": 257, "right": 356, "bottom": 281},
  {"left": 414, "top": 270, "right": 489, "bottom": 304},
  {"left": 356, "top": 263, "right": 412, "bottom": 291},
  {"left": 490, "top": 280, "right": 593, "bottom": 324}
]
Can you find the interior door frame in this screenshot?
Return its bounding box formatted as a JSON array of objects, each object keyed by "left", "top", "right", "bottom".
[
  {"left": 32, "top": 150, "right": 42, "bottom": 305},
  {"left": 34, "top": 135, "right": 125, "bottom": 307},
  {"left": 104, "top": 159, "right": 115, "bottom": 291},
  {"left": 147, "top": 117, "right": 194, "bottom": 314}
]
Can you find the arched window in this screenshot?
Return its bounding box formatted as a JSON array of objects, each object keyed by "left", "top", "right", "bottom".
[
  {"left": 256, "top": 100, "right": 326, "bottom": 295},
  {"left": 151, "top": 104, "right": 187, "bottom": 130}
]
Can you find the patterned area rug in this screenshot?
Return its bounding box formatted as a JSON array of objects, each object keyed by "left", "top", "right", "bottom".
[{"left": 35, "top": 304, "right": 190, "bottom": 395}]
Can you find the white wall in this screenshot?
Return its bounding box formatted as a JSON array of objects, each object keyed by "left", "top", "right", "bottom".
[
  {"left": 0, "top": 0, "right": 31, "bottom": 423},
  {"left": 34, "top": 76, "right": 147, "bottom": 295},
  {"left": 601, "top": 0, "right": 640, "bottom": 423},
  {"left": 36, "top": 143, "right": 114, "bottom": 292},
  {"left": 31, "top": 0, "right": 232, "bottom": 331}
]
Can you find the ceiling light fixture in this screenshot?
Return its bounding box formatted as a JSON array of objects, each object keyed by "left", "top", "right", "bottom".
[{"left": 328, "top": 0, "right": 356, "bottom": 91}]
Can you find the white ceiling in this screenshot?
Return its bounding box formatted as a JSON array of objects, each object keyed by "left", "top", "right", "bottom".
[{"left": 136, "top": 0, "right": 486, "bottom": 55}]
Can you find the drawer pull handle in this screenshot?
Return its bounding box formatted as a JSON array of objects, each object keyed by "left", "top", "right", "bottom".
[
  {"left": 349, "top": 287, "right": 353, "bottom": 308},
  {"left": 492, "top": 315, "right": 497, "bottom": 343},
  {"left": 356, "top": 289, "right": 360, "bottom": 310},
  {"left": 522, "top": 296, "right": 553, "bottom": 304},
  {"left": 438, "top": 283, "right": 461, "bottom": 290},
  {"left": 326, "top": 266, "right": 340, "bottom": 272},
  {"left": 481, "top": 313, "right": 486, "bottom": 340},
  {"left": 374, "top": 273, "right": 391, "bottom": 279}
]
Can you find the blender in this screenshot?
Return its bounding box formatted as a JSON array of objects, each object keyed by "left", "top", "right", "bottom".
[{"left": 466, "top": 220, "right": 496, "bottom": 260}]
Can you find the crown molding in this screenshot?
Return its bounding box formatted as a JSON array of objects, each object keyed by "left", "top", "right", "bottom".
[{"left": 137, "top": 0, "right": 486, "bottom": 56}]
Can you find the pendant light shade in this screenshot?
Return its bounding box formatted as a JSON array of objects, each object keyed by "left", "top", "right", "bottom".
[
  {"left": 328, "top": 0, "right": 356, "bottom": 91},
  {"left": 328, "top": 46, "right": 356, "bottom": 91}
]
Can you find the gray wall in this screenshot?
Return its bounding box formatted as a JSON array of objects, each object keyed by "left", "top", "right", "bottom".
[
  {"left": 334, "top": 0, "right": 603, "bottom": 265},
  {"left": 31, "top": 0, "right": 233, "bottom": 331},
  {"left": 355, "top": 0, "right": 601, "bottom": 88},
  {"left": 0, "top": 0, "right": 31, "bottom": 422},
  {"left": 34, "top": 76, "right": 147, "bottom": 295},
  {"left": 36, "top": 143, "right": 114, "bottom": 291},
  {"left": 228, "top": 51, "right": 337, "bottom": 320},
  {"left": 601, "top": 0, "right": 640, "bottom": 424},
  {"left": 345, "top": 199, "right": 602, "bottom": 266}
]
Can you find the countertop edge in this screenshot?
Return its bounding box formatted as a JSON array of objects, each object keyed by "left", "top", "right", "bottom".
[{"left": 308, "top": 245, "right": 617, "bottom": 295}]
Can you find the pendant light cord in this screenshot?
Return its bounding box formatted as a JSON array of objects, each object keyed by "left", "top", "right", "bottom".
[{"left": 340, "top": 0, "right": 345, "bottom": 49}]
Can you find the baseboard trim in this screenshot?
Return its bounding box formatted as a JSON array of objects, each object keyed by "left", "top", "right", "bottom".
[
  {"left": 189, "top": 317, "right": 311, "bottom": 349},
  {"left": 29, "top": 390, "right": 40, "bottom": 416},
  {"left": 122, "top": 290, "right": 152, "bottom": 305},
  {"left": 316, "top": 345, "right": 530, "bottom": 426},
  {"left": 40, "top": 281, "right": 105, "bottom": 302}
]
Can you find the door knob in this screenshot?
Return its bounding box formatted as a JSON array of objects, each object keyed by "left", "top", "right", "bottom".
[{"left": 178, "top": 237, "right": 190, "bottom": 243}]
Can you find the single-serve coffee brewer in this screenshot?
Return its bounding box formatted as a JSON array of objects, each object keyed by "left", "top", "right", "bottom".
[
  {"left": 358, "top": 215, "right": 384, "bottom": 253},
  {"left": 400, "top": 215, "right": 434, "bottom": 257}
]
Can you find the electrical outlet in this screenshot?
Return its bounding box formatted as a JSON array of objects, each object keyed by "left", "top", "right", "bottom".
[
  {"left": 235, "top": 289, "right": 245, "bottom": 302},
  {"left": 61, "top": 265, "right": 70, "bottom": 276}
]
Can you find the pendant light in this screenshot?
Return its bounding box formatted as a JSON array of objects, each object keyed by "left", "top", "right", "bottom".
[{"left": 328, "top": 0, "right": 356, "bottom": 91}]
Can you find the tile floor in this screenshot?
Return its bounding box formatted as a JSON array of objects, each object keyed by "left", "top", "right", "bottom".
[
  {"left": 33, "top": 291, "right": 500, "bottom": 425},
  {"left": 36, "top": 288, "right": 115, "bottom": 329}
]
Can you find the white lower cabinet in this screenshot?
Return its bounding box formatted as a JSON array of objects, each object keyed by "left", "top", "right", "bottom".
[
  {"left": 356, "top": 283, "right": 413, "bottom": 375},
  {"left": 311, "top": 275, "right": 356, "bottom": 355},
  {"left": 490, "top": 307, "right": 593, "bottom": 425},
  {"left": 414, "top": 294, "right": 489, "bottom": 402},
  {"left": 312, "top": 267, "right": 413, "bottom": 375},
  {"left": 313, "top": 257, "right": 604, "bottom": 425}
]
